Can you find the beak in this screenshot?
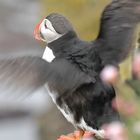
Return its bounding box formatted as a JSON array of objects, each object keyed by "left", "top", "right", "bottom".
[{"left": 34, "top": 19, "right": 44, "bottom": 41}]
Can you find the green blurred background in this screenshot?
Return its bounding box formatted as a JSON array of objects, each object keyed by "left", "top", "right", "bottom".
[{"left": 41, "top": 0, "right": 109, "bottom": 40}]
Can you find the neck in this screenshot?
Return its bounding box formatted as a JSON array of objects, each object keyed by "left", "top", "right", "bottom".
[
  {"left": 42, "top": 46, "right": 55, "bottom": 62},
  {"left": 47, "top": 31, "right": 79, "bottom": 56}
]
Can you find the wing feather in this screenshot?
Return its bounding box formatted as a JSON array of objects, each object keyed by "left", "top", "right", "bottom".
[
  {"left": 0, "top": 56, "right": 49, "bottom": 95},
  {"left": 94, "top": 0, "right": 140, "bottom": 66}
]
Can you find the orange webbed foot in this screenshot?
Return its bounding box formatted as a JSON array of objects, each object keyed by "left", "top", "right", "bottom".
[
  {"left": 57, "top": 135, "right": 75, "bottom": 140},
  {"left": 83, "top": 131, "right": 95, "bottom": 137},
  {"left": 57, "top": 132, "right": 76, "bottom": 140},
  {"left": 57, "top": 130, "right": 95, "bottom": 140}
]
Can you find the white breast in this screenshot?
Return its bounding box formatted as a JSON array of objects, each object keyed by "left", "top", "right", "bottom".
[{"left": 42, "top": 46, "right": 55, "bottom": 62}]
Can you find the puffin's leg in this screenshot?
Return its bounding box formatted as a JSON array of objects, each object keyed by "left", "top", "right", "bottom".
[
  {"left": 74, "top": 130, "right": 85, "bottom": 140},
  {"left": 83, "top": 131, "right": 95, "bottom": 137},
  {"left": 74, "top": 130, "right": 95, "bottom": 140}
]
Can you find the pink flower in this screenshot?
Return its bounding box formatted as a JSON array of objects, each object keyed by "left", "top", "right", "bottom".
[
  {"left": 112, "top": 97, "right": 137, "bottom": 116},
  {"left": 102, "top": 122, "right": 128, "bottom": 140},
  {"left": 100, "top": 65, "right": 119, "bottom": 84}
]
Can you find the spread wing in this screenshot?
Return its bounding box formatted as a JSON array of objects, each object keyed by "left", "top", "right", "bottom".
[
  {"left": 0, "top": 56, "right": 49, "bottom": 95},
  {"left": 94, "top": 0, "right": 140, "bottom": 66}
]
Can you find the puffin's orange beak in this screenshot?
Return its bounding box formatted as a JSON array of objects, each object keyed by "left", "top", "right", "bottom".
[{"left": 34, "top": 20, "right": 43, "bottom": 41}]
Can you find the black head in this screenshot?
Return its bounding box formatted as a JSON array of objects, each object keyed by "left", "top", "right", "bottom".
[
  {"left": 46, "top": 13, "right": 74, "bottom": 34},
  {"left": 34, "top": 13, "right": 75, "bottom": 43}
]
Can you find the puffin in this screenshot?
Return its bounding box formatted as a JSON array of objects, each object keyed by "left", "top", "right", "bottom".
[{"left": 0, "top": 0, "right": 140, "bottom": 140}]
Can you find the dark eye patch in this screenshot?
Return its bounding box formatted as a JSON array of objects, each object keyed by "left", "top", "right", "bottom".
[{"left": 44, "top": 20, "right": 48, "bottom": 28}]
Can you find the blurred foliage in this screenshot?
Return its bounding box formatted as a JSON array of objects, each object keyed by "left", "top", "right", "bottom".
[
  {"left": 40, "top": 0, "right": 140, "bottom": 140},
  {"left": 116, "top": 79, "right": 140, "bottom": 140}
]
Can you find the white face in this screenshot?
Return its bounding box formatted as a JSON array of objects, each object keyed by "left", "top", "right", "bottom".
[{"left": 40, "top": 19, "right": 62, "bottom": 43}]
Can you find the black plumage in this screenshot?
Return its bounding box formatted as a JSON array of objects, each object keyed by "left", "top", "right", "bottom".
[
  {"left": 94, "top": 0, "right": 140, "bottom": 66},
  {"left": 45, "top": 30, "right": 119, "bottom": 133}
]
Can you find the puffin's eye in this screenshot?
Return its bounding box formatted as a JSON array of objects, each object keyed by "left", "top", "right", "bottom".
[{"left": 44, "top": 20, "right": 48, "bottom": 28}]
